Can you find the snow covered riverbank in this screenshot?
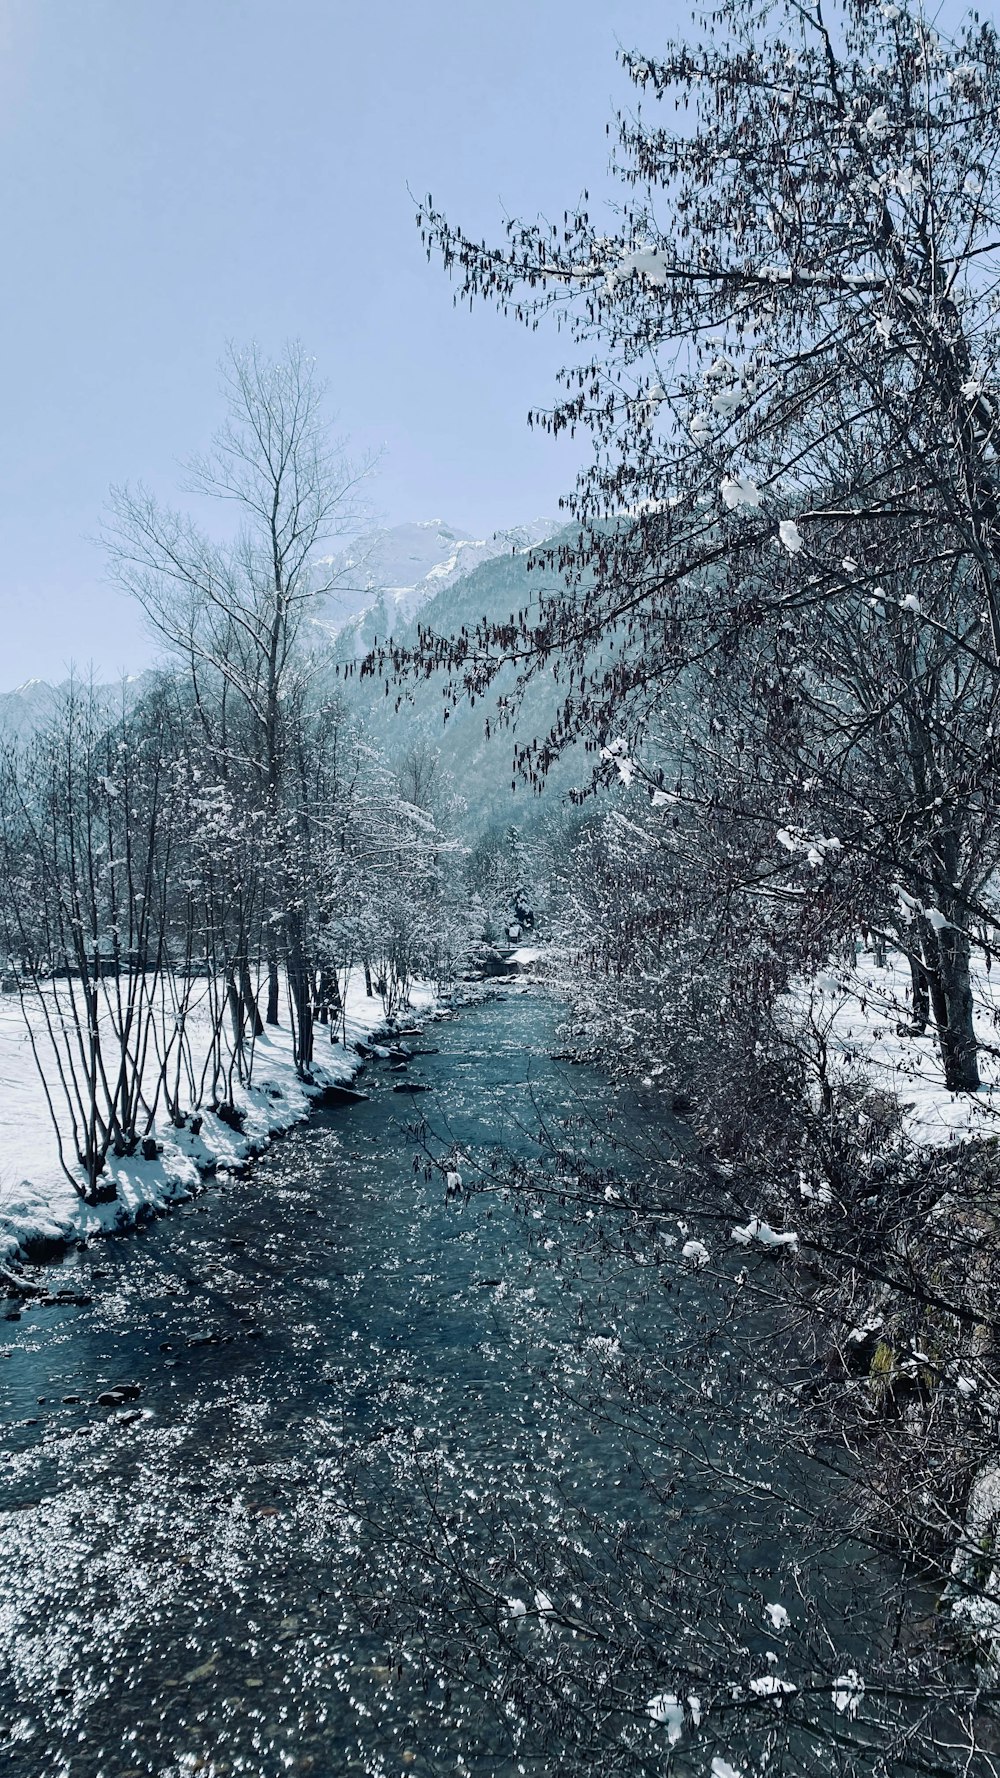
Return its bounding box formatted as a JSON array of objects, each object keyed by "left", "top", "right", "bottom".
[
  {"left": 0, "top": 974, "right": 438, "bottom": 1271},
  {"left": 791, "top": 947, "right": 1000, "bottom": 1147}
]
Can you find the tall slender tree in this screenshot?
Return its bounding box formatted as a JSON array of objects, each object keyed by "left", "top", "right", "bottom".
[{"left": 105, "top": 343, "right": 374, "bottom": 1068}]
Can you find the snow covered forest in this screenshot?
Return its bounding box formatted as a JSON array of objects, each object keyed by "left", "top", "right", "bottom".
[
  {"left": 4, "top": 1, "right": 1000, "bottom": 1775},
  {"left": 0, "top": 347, "right": 477, "bottom": 1214}
]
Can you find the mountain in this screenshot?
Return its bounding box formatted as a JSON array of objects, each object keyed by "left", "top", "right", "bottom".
[
  {"left": 329, "top": 517, "right": 604, "bottom": 828},
  {"left": 0, "top": 679, "right": 59, "bottom": 737},
  {"left": 0, "top": 673, "right": 157, "bottom": 739},
  {"left": 0, "top": 519, "right": 591, "bottom": 832},
  {"left": 323, "top": 517, "right": 556, "bottom": 638}
]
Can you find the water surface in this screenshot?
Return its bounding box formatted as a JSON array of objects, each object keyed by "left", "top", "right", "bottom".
[{"left": 0, "top": 989, "right": 941, "bottom": 1778}]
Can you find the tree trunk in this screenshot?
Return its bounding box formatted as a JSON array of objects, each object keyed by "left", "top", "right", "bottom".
[
  {"left": 315, "top": 963, "right": 342, "bottom": 1026},
  {"left": 921, "top": 920, "right": 979, "bottom": 1092},
  {"left": 240, "top": 960, "right": 264, "bottom": 1038},
  {"left": 908, "top": 953, "right": 929, "bottom": 1035},
  {"left": 286, "top": 921, "right": 314, "bottom": 1072},
  {"left": 938, "top": 924, "right": 980, "bottom": 1092},
  {"left": 266, "top": 956, "right": 280, "bottom": 1025},
  {"left": 227, "top": 975, "right": 243, "bottom": 1053}
]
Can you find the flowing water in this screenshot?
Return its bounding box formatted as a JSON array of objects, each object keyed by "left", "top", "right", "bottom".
[{"left": 0, "top": 989, "right": 960, "bottom": 1778}]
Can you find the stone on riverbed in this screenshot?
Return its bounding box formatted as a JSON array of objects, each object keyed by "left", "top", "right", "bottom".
[{"left": 314, "top": 1083, "right": 370, "bottom": 1108}]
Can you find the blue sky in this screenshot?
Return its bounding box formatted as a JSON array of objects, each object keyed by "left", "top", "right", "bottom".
[{"left": 0, "top": 0, "right": 674, "bottom": 685}]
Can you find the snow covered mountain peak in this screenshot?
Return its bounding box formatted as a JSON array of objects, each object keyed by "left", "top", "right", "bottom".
[{"left": 326, "top": 517, "right": 557, "bottom": 630}]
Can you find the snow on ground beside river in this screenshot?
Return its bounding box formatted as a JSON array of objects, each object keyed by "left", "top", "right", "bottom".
[
  {"left": 791, "top": 947, "right": 1000, "bottom": 1146},
  {"left": 0, "top": 972, "right": 435, "bottom": 1266}
]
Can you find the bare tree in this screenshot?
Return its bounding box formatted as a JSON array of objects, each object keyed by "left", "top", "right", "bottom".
[{"left": 105, "top": 343, "right": 375, "bottom": 1067}]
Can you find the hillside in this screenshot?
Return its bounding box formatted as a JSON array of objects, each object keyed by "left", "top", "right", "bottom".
[
  {"left": 0, "top": 520, "right": 597, "bottom": 832},
  {"left": 329, "top": 519, "right": 599, "bottom": 827}
]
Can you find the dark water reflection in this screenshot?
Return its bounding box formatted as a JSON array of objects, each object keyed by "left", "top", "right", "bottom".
[{"left": 0, "top": 989, "right": 966, "bottom": 1778}]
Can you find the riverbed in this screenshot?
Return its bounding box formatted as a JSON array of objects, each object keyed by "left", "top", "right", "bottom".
[{"left": 0, "top": 988, "right": 968, "bottom": 1778}]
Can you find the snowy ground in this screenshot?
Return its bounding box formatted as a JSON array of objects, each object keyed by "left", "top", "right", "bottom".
[
  {"left": 791, "top": 946, "right": 1000, "bottom": 1146},
  {"left": 0, "top": 972, "right": 436, "bottom": 1268}
]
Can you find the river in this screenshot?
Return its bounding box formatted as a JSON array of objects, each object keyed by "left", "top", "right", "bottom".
[{"left": 0, "top": 988, "right": 973, "bottom": 1778}]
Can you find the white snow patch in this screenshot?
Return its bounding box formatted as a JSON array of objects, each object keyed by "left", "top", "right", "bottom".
[
  {"left": 647, "top": 1693, "right": 683, "bottom": 1739},
  {"left": 720, "top": 474, "right": 762, "bottom": 511},
  {"left": 832, "top": 1670, "right": 865, "bottom": 1717},
  {"left": 749, "top": 1673, "right": 796, "bottom": 1699},
  {"left": 788, "top": 949, "right": 1000, "bottom": 1146},
  {"left": 601, "top": 737, "right": 636, "bottom": 786},
  {"left": 732, "top": 1217, "right": 799, "bottom": 1252},
  {"left": 646, "top": 1693, "right": 701, "bottom": 1741},
  {"left": 681, "top": 1239, "right": 711, "bottom": 1266}
]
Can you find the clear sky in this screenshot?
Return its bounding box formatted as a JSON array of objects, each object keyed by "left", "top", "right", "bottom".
[{"left": 0, "top": 0, "right": 677, "bottom": 687}]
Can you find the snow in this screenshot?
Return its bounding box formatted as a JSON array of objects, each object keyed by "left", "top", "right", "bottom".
[
  {"left": 749, "top": 1674, "right": 796, "bottom": 1698},
  {"left": 682, "top": 1239, "right": 711, "bottom": 1266},
  {"left": 601, "top": 737, "right": 636, "bottom": 786},
  {"left": 720, "top": 474, "right": 762, "bottom": 511},
  {"left": 732, "top": 1217, "right": 799, "bottom": 1252},
  {"left": 647, "top": 1692, "right": 684, "bottom": 1739},
  {"left": 647, "top": 1692, "right": 701, "bottom": 1741},
  {"left": 0, "top": 971, "right": 436, "bottom": 1268},
  {"left": 864, "top": 106, "right": 892, "bottom": 139},
  {"left": 832, "top": 1670, "right": 865, "bottom": 1717},
  {"left": 711, "top": 1760, "right": 744, "bottom": 1778},
  {"left": 764, "top": 1602, "right": 790, "bottom": 1630},
  {"left": 508, "top": 947, "right": 540, "bottom": 966},
  {"left": 778, "top": 518, "right": 804, "bottom": 553},
  {"left": 622, "top": 247, "right": 670, "bottom": 285},
  {"left": 777, "top": 828, "right": 840, "bottom": 863},
  {"left": 788, "top": 948, "right": 1000, "bottom": 1145},
  {"left": 631, "top": 383, "right": 667, "bottom": 425},
  {"left": 711, "top": 386, "right": 743, "bottom": 418},
  {"left": 606, "top": 245, "right": 670, "bottom": 292}
]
